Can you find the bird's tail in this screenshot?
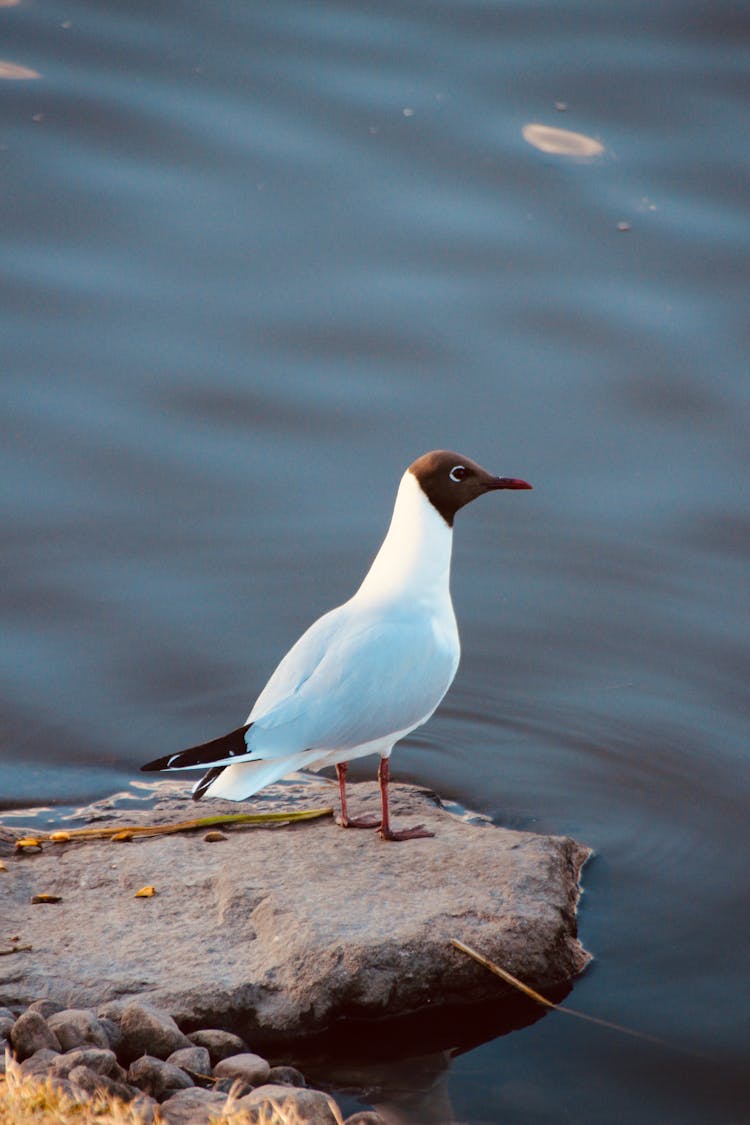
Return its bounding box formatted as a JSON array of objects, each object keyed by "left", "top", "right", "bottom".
[
  {"left": 192, "top": 751, "right": 316, "bottom": 802},
  {"left": 140, "top": 724, "right": 252, "bottom": 773}
]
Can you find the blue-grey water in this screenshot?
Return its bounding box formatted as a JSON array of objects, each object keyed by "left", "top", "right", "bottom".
[{"left": 1, "top": 1, "right": 749, "bottom": 1121}]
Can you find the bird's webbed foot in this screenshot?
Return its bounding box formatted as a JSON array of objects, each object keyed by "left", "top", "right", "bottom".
[
  {"left": 337, "top": 814, "right": 381, "bottom": 830},
  {"left": 379, "top": 823, "right": 435, "bottom": 842}
]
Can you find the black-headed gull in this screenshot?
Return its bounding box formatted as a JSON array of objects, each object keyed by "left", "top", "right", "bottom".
[{"left": 141, "top": 451, "right": 531, "bottom": 840}]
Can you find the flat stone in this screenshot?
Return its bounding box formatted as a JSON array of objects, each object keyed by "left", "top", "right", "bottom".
[
  {"left": 127, "top": 1054, "right": 195, "bottom": 1100},
  {"left": 48, "top": 1007, "right": 110, "bottom": 1051},
  {"left": 10, "top": 1010, "right": 61, "bottom": 1060},
  {"left": 238, "top": 1083, "right": 341, "bottom": 1124},
  {"left": 166, "top": 1044, "right": 211, "bottom": 1074},
  {"left": 119, "top": 1000, "right": 193, "bottom": 1063},
  {"left": 186, "top": 1028, "right": 248, "bottom": 1062},
  {"left": 0, "top": 779, "right": 590, "bottom": 1043},
  {"left": 158, "top": 1086, "right": 229, "bottom": 1125}
]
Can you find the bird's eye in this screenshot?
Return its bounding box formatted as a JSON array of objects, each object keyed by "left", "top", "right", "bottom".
[{"left": 449, "top": 465, "right": 467, "bottom": 482}]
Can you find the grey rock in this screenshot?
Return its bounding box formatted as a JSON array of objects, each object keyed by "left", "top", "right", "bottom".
[
  {"left": 97, "top": 1000, "right": 128, "bottom": 1024},
  {"left": 238, "top": 1083, "right": 341, "bottom": 1124},
  {"left": 119, "top": 1000, "right": 193, "bottom": 1063},
  {"left": 0, "top": 1015, "right": 14, "bottom": 1041},
  {"left": 158, "top": 1086, "right": 228, "bottom": 1125},
  {"left": 345, "top": 1114, "right": 389, "bottom": 1124},
  {"left": 213, "top": 1051, "right": 271, "bottom": 1086},
  {"left": 27, "top": 998, "right": 65, "bottom": 1019},
  {"left": 0, "top": 780, "right": 590, "bottom": 1042},
  {"left": 186, "top": 1027, "right": 248, "bottom": 1063},
  {"left": 10, "top": 1010, "right": 61, "bottom": 1060},
  {"left": 212, "top": 1075, "right": 253, "bottom": 1095},
  {"left": 99, "top": 1016, "right": 122, "bottom": 1052},
  {"left": 268, "top": 1064, "right": 307, "bottom": 1087},
  {"left": 47, "top": 1076, "right": 79, "bottom": 1099},
  {"left": 166, "top": 1044, "right": 211, "bottom": 1074},
  {"left": 0, "top": 1007, "right": 15, "bottom": 1020},
  {"left": 129, "top": 1094, "right": 158, "bottom": 1124},
  {"left": 127, "top": 1053, "right": 194, "bottom": 1100},
  {"left": 50, "top": 1046, "right": 126, "bottom": 1082},
  {"left": 48, "top": 1007, "right": 110, "bottom": 1051},
  {"left": 18, "top": 1047, "right": 59, "bottom": 1076},
  {"left": 68, "top": 1063, "right": 135, "bottom": 1102}
]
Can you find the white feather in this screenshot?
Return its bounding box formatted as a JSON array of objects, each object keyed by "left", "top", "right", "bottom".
[{"left": 201, "top": 469, "right": 460, "bottom": 800}]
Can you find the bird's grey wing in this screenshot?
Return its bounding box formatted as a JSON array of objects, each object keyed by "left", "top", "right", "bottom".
[
  {"left": 246, "top": 616, "right": 459, "bottom": 759},
  {"left": 246, "top": 602, "right": 351, "bottom": 724}
]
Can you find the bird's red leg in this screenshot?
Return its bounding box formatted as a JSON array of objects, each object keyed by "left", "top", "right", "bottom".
[
  {"left": 336, "top": 762, "right": 380, "bottom": 829},
  {"left": 378, "top": 757, "right": 435, "bottom": 841}
]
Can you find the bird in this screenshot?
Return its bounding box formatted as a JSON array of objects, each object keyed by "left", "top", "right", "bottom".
[{"left": 141, "top": 450, "right": 531, "bottom": 841}]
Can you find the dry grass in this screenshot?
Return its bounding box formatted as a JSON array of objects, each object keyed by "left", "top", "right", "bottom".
[
  {"left": 1, "top": 1056, "right": 149, "bottom": 1125},
  {"left": 0, "top": 1054, "right": 344, "bottom": 1125}
]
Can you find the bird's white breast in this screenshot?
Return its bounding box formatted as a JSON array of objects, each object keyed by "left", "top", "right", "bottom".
[{"left": 244, "top": 469, "right": 461, "bottom": 753}]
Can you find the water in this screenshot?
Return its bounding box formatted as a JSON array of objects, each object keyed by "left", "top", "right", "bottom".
[{"left": 1, "top": 0, "right": 749, "bottom": 1120}]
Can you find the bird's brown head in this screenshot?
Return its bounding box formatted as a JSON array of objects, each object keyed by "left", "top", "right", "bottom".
[{"left": 408, "top": 450, "right": 532, "bottom": 526}]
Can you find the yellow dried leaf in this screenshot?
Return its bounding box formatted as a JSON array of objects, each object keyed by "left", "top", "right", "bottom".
[
  {"left": 203, "top": 831, "right": 228, "bottom": 842},
  {"left": 134, "top": 885, "right": 156, "bottom": 898},
  {"left": 31, "top": 893, "right": 62, "bottom": 904},
  {"left": 0, "top": 860, "right": 7, "bottom": 871},
  {"left": 49, "top": 831, "right": 71, "bottom": 842},
  {"left": 15, "top": 837, "right": 43, "bottom": 851}
]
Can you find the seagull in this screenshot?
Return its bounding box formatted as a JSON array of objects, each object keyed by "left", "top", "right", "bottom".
[{"left": 141, "top": 451, "right": 531, "bottom": 840}]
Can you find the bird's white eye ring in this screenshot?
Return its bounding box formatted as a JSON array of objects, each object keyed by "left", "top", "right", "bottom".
[{"left": 449, "top": 465, "right": 467, "bottom": 482}]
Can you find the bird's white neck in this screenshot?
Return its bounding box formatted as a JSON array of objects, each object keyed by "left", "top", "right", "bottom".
[{"left": 354, "top": 470, "right": 454, "bottom": 606}]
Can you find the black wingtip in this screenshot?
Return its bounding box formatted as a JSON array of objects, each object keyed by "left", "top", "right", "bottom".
[
  {"left": 140, "top": 754, "right": 171, "bottom": 773},
  {"left": 140, "top": 723, "right": 252, "bottom": 774},
  {"left": 192, "top": 766, "right": 226, "bottom": 801}
]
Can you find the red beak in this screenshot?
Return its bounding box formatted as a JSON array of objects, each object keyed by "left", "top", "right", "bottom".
[{"left": 492, "top": 477, "right": 533, "bottom": 490}]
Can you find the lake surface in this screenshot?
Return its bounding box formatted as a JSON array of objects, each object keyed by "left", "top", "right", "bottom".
[{"left": 1, "top": 0, "right": 749, "bottom": 1120}]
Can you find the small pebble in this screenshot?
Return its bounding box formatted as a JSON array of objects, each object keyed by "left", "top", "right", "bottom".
[
  {"left": 166, "top": 1045, "right": 211, "bottom": 1074},
  {"left": 186, "top": 1027, "right": 248, "bottom": 1063},
  {"left": 27, "top": 998, "right": 65, "bottom": 1018},
  {"left": 202, "top": 831, "right": 227, "bottom": 842},
  {"left": 127, "top": 1054, "right": 194, "bottom": 1100},
  {"left": 213, "top": 1051, "right": 271, "bottom": 1086},
  {"left": 10, "top": 1010, "right": 62, "bottom": 1059},
  {"left": 268, "top": 1064, "right": 306, "bottom": 1087},
  {"left": 20, "top": 1048, "right": 60, "bottom": 1076},
  {"left": 4, "top": 998, "right": 343, "bottom": 1121}
]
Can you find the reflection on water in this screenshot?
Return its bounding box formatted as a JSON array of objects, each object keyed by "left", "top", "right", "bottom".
[
  {"left": 1, "top": 0, "right": 749, "bottom": 1121},
  {"left": 522, "top": 122, "right": 604, "bottom": 157},
  {"left": 0, "top": 60, "right": 39, "bottom": 79}
]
